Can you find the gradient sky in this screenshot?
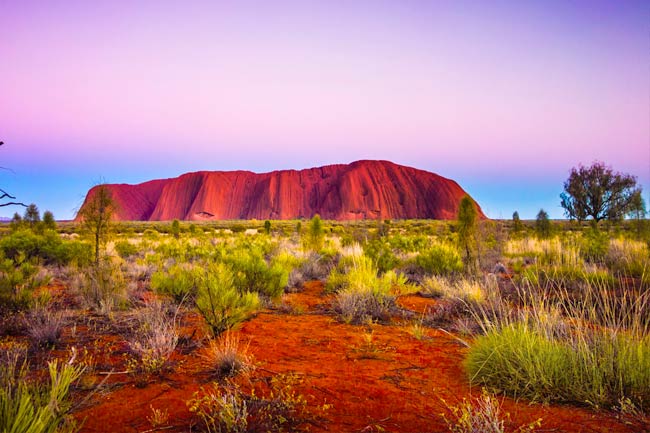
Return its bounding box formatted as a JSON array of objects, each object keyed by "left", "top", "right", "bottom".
[{"left": 1, "top": 0, "right": 648, "bottom": 220}]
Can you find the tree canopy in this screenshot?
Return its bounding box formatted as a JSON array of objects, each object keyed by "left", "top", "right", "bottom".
[{"left": 560, "top": 162, "right": 642, "bottom": 223}]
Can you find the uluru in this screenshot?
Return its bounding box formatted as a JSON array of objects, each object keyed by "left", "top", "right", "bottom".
[{"left": 76, "top": 160, "right": 485, "bottom": 221}]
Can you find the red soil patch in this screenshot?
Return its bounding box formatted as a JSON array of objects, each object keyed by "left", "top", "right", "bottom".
[
  {"left": 396, "top": 294, "right": 438, "bottom": 315},
  {"left": 68, "top": 281, "right": 634, "bottom": 433}
]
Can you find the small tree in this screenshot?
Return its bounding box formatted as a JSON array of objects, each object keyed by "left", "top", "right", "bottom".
[
  {"left": 560, "top": 161, "right": 642, "bottom": 224},
  {"left": 457, "top": 196, "right": 479, "bottom": 273},
  {"left": 628, "top": 193, "right": 647, "bottom": 238},
  {"left": 305, "top": 214, "right": 325, "bottom": 252},
  {"left": 23, "top": 203, "right": 40, "bottom": 227},
  {"left": 42, "top": 210, "right": 56, "bottom": 230},
  {"left": 512, "top": 211, "right": 523, "bottom": 234},
  {"left": 9, "top": 212, "right": 23, "bottom": 231},
  {"left": 263, "top": 220, "right": 271, "bottom": 235},
  {"left": 171, "top": 219, "right": 181, "bottom": 239},
  {"left": 78, "top": 185, "right": 115, "bottom": 265},
  {"left": 535, "top": 209, "right": 551, "bottom": 239}
]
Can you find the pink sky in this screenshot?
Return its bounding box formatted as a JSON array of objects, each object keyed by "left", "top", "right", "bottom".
[{"left": 1, "top": 1, "right": 648, "bottom": 219}]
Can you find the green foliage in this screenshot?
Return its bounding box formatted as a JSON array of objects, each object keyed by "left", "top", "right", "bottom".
[
  {"left": 304, "top": 214, "right": 325, "bottom": 252},
  {"left": 512, "top": 211, "right": 523, "bottom": 234},
  {"left": 78, "top": 185, "right": 115, "bottom": 265},
  {"left": 42, "top": 211, "right": 56, "bottom": 231},
  {"left": 263, "top": 220, "right": 271, "bottom": 235},
  {"left": 23, "top": 203, "right": 41, "bottom": 227},
  {"left": 76, "top": 259, "right": 127, "bottom": 312},
  {"left": 457, "top": 196, "right": 479, "bottom": 273},
  {"left": 535, "top": 209, "right": 551, "bottom": 239},
  {"left": 466, "top": 324, "right": 650, "bottom": 408},
  {"left": 0, "top": 256, "right": 42, "bottom": 311},
  {"left": 0, "top": 349, "right": 84, "bottom": 433},
  {"left": 171, "top": 219, "right": 181, "bottom": 239},
  {"left": 114, "top": 240, "right": 138, "bottom": 259},
  {"left": 151, "top": 264, "right": 201, "bottom": 303},
  {"left": 332, "top": 256, "right": 404, "bottom": 324},
  {"left": 579, "top": 228, "right": 608, "bottom": 263},
  {"left": 466, "top": 279, "right": 650, "bottom": 409},
  {"left": 225, "top": 249, "right": 288, "bottom": 300},
  {"left": 363, "top": 239, "right": 400, "bottom": 273},
  {"left": 415, "top": 243, "right": 463, "bottom": 276},
  {"left": 561, "top": 161, "right": 642, "bottom": 223},
  {"left": 195, "top": 263, "right": 261, "bottom": 336}
]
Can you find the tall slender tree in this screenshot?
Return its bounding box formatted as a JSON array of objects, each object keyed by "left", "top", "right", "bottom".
[
  {"left": 457, "top": 196, "right": 479, "bottom": 273},
  {"left": 78, "top": 185, "right": 115, "bottom": 265}
]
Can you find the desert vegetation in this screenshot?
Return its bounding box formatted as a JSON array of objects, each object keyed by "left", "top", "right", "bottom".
[{"left": 0, "top": 198, "right": 648, "bottom": 432}]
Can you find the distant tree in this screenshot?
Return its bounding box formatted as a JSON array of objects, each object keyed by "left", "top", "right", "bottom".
[
  {"left": 512, "top": 211, "right": 523, "bottom": 233},
  {"left": 560, "top": 161, "right": 642, "bottom": 224},
  {"left": 42, "top": 210, "right": 56, "bottom": 230},
  {"left": 457, "top": 196, "right": 479, "bottom": 273},
  {"left": 171, "top": 219, "right": 181, "bottom": 239},
  {"left": 305, "top": 214, "right": 325, "bottom": 251},
  {"left": 295, "top": 221, "right": 302, "bottom": 234},
  {"left": 78, "top": 185, "right": 115, "bottom": 265},
  {"left": 535, "top": 209, "right": 551, "bottom": 238},
  {"left": 264, "top": 220, "right": 271, "bottom": 235},
  {"left": 628, "top": 193, "right": 647, "bottom": 238},
  {"left": 23, "top": 203, "right": 40, "bottom": 227},
  {"left": 9, "top": 212, "right": 23, "bottom": 231}
]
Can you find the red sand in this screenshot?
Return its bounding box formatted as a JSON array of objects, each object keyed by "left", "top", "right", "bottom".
[{"left": 70, "top": 281, "right": 633, "bottom": 432}]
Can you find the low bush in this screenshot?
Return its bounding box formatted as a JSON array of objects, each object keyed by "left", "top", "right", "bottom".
[
  {"left": 225, "top": 249, "right": 288, "bottom": 300},
  {"left": 0, "top": 257, "right": 42, "bottom": 311},
  {"left": 151, "top": 263, "right": 201, "bottom": 303},
  {"left": 127, "top": 301, "right": 179, "bottom": 374},
  {"left": 0, "top": 348, "right": 84, "bottom": 433},
  {"left": 606, "top": 238, "right": 649, "bottom": 278},
  {"left": 363, "top": 239, "right": 400, "bottom": 273},
  {"left": 25, "top": 306, "right": 66, "bottom": 347},
  {"left": 114, "top": 240, "right": 139, "bottom": 258},
  {"left": 203, "top": 332, "right": 253, "bottom": 378},
  {"left": 465, "top": 281, "right": 650, "bottom": 409},
  {"left": 196, "top": 263, "right": 261, "bottom": 336},
  {"left": 72, "top": 260, "right": 127, "bottom": 313},
  {"left": 188, "top": 373, "right": 330, "bottom": 433},
  {"left": 332, "top": 256, "right": 404, "bottom": 324},
  {"left": 414, "top": 243, "right": 463, "bottom": 276}
]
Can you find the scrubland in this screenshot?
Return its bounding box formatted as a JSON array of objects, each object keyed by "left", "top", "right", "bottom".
[{"left": 0, "top": 217, "right": 648, "bottom": 433}]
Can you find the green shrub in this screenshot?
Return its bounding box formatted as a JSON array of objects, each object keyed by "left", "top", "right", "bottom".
[
  {"left": 466, "top": 324, "right": 650, "bottom": 407},
  {"left": 332, "top": 256, "right": 403, "bottom": 324},
  {"left": 114, "top": 240, "right": 138, "bottom": 258},
  {"left": 580, "top": 228, "right": 609, "bottom": 263},
  {"left": 151, "top": 264, "right": 201, "bottom": 303},
  {"left": 0, "top": 257, "right": 43, "bottom": 311},
  {"left": 225, "top": 250, "right": 288, "bottom": 299},
  {"left": 74, "top": 260, "right": 127, "bottom": 313},
  {"left": 0, "top": 349, "right": 84, "bottom": 433},
  {"left": 195, "top": 263, "right": 260, "bottom": 336},
  {"left": 415, "top": 243, "right": 463, "bottom": 276},
  {"left": 363, "top": 239, "right": 400, "bottom": 273},
  {"left": 606, "top": 238, "right": 649, "bottom": 278},
  {"left": 466, "top": 281, "right": 650, "bottom": 409}
]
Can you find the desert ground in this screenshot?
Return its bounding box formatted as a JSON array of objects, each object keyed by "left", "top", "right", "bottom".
[{"left": 1, "top": 217, "right": 648, "bottom": 433}]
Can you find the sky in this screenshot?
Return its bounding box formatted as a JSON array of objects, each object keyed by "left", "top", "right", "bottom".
[{"left": 0, "top": 0, "right": 648, "bottom": 220}]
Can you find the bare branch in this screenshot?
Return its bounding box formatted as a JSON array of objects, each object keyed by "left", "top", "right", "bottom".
[{"left": 0, "top": 202, "right": 27, "bottom": 208}]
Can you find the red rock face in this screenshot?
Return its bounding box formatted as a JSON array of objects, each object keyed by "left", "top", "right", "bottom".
[{"left": 76, "top": 160, "right": 486, "bottom": 221}]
